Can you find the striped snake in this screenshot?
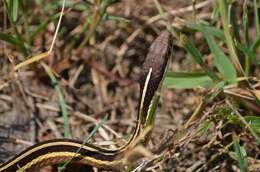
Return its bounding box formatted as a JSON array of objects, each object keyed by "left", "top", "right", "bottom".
[{"left": 0, "top": 31, "right": 171, "bottom": 172}]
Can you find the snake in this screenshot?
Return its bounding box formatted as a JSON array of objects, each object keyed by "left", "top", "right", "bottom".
[{"left": 0, "top": 30, "right": 171, "bottom": 172}]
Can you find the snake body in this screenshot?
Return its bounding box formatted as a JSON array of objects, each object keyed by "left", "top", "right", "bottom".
[{"left": 0, "top": 31, "right": 171, "bottom": 172}]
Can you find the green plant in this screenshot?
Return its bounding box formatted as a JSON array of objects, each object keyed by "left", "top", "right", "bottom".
[
  {"left": 158, "top": 0, "right": 260, "bottom": 171},
  {"left": 1, "top": 0, "right": 120, "bottom": 57}
]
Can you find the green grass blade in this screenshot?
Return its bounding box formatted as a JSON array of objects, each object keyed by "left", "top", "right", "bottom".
[
  {"left": 244, "top": 116, "right": 260, "bottom": 134},
  {"left": 77, "top": 0, "right": 114, "bottom": 51},
  {"left": 58, "top": 115, "right": 108, "bottom": 172},
  {"left": 233, "top": 136, "right": 247, "bottom": 172},
  {"left": 242, "top": 0, "right": 249, "bottom": 46},
  {"left": 200, "top": 26, "right": 237, "bottom": 84},
  {"left": 253, "top": 0, "right": 260, "bottom": 36},
  {"left": 218, "top": 0, "right": 244, "bottom": 75},
  {"left": 236, "top": 43, "right": 255, "bottom": 75},
  {"left": 181, "top": 35, "right": 219, "bottom": 81},
  {"left": 153, "top": 0, "right": 167, "bottom": 20},
  {"left": 241, "top": 0, "right": 251, "bottom": 76},
  {"left": 9, "top": 0, "right": 19, "bottom": 23},
  {"left": 209, "top": 81, "right": 225, "bottom": 100},
  {"left": 227, "top": 100, "right": 260, "bottom": 144},
  {"left": 251, "top": 35, "right": 260, "bottom": 52},
  {"left": 43, "top": 0, "right": 90, "bottom": 11},
  {"left": 21, "top": 0, "right": 30, "bottom": 44},
  {"left": 181, "top": 35, "right": 204, "bottom": 65},
  {"left": 197, "top": 120, "right": 214, "bottom": 136},
  {"left": 106, "top": 15, "right": 130, "bottom": 23},
  {"left": 187, "top": 23, "right": 225, "bottom": 41},
  {"left": 4, "top": 0, "right": 28, "bottom": 55},
  {"left": 29, "top": 13, "right": 60, "bottom": 43},
  {"left": 230, "top": 4, "right": 241, "bottom": 42},
  {"left": 164, "top": 72, "right": 213, "bottom": 89},
  {"left": 0, "top": 32, "right": 20, "bottom": 46},
  {"left": 42, "top": 63, "right": 71, "bottom": 138},
  {"left": 152, "top": 0, "right": 178, "bottom": 38},
  {"left": 210, "top": 5, "right": 219, "bottom": 24},
  {"left": 0, "top": 31, "right": 28, "bottom": 53}
]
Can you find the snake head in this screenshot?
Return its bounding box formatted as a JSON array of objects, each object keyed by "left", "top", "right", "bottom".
[{"left": 139, "top": 31, "right": 171, "bottom": 123}]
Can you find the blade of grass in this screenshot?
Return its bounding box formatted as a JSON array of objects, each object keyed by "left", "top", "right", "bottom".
[
  {"left": 44, "top": 0, "right": 91, "bottom": 11},
  {"left": 0, "top": 32, "right": 21, "bottom": 47},
  {"left": 197, "top": 120, "right": 214, "bottom": 135},
  {"left": 244, "top": 48, "right": 257, "bottom": 65},
  {"left": 253, "top": 0, "right": 260, "bottom": 36},
  {"left": 152, "top": 0, "right": 166, "bottom": 19},
  {"left": 226, "top": 99, "right": 260, "bottom": 144},
  {"left": 233, "top": 134, "right": 247, "bottom": 172},
  {"left": 242, "top": 0, "right": 249, "bottom": 46},
  {"left": 230, "top": 4, "right": 241, "bottom": 42},
  {"left": 218, "top": 0, "right": 244, "bottom": 75},
  {"left": 29, "top": 13, "right": 60, "bottom": 44},
  {"left": 58, "top": 115, "right": 108, "bottom": 172},
  {"left": 164, "top": 72, "right": 213, "bottom": 89},
  {"left": 210, "top": 5, "right": 219, "bottom": 25},
  {"left": 9, "top": 0, "right": 19, "bottom": 23},
  {"left": 152, "top": 0, "right": 179, "bottom": 39},
  {"left": 200, "top": 25, "right": 237, "bottom": 84},
  {"left": 185, "top": 99, "right": 205, "bottom": 129},
  {"left": 244, "top": 116, "right": 260, "bottom": 134},
  {"left": 0, "top": 31, "right": 29, "bottom": 54},
  {"left": 187, "top": 22, "right": 225, "bottom": 41},
  {"left": 196, "top": 142, "right": 234, "bottom": 172},
  {"left": 42, "top": 62, "right": 70, "bottom": 138},
  {"left": 21, "top": 0, "right": 30, "bottom": 45},
  {"left": 4, "top": 0, "right": 28, "bottom": 55},
  {"left": 77, "top": 0, "right": 114, "bottom": 52},
  {"left": 14, "top": 0, "right": 66, "bottom": 71},
  {"left": 210, "top": 81, "right": 225, "bottom": 100},
  {"left": 181, "top": 35, "right": 219, "bottom": 81},
  {"left": 105, "top": 15, "right": 131, "bottom": 23},
  {"left": 251, "top": 35, "right": 260, "bottom": 53},
  {"left": 236, "top": 43, "right": 255, "bottom": 76},
  {"left": 242, "top": 0, "right": 251, "bottom": 76}
]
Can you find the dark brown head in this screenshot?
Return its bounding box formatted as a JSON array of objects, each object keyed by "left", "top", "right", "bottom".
[{"left": 139, "top": 31, "right": 171, "bottom": 121}]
